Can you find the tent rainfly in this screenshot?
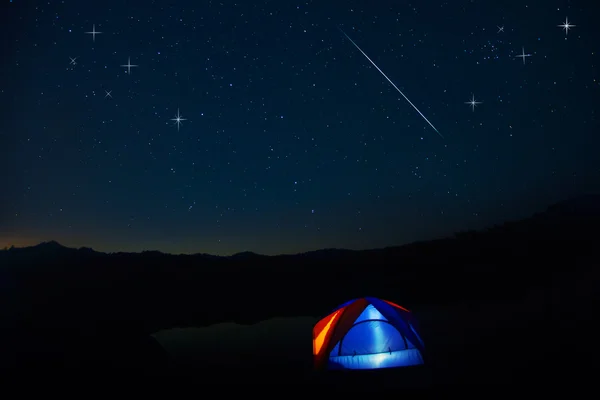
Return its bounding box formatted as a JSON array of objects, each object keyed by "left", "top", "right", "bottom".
[{"left": 313, "top": 297, "right": 425, "bottom": 370}]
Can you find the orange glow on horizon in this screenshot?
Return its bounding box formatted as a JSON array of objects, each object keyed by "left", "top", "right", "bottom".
[{"left": 0, "top": 236, "right": 44, "bottom": 250}]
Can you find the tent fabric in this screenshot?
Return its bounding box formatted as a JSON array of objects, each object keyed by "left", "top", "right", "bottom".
[
  {"left": 366, "top": 297, "right": 424, "bottom": 351},
  {"left": 313, "top": 297, "right": 425, "bottom": 370},
  {"left": 353, "top": 304, "right": 388, "bottom": 324},
  {"left": 331, "top": 299, "right": 356, "bottom": 313},
  {"left": 329, "top": 349, "right": 424, "bottom": 370},
  {"left": 322, "top": 298, "right": 369, "bottom": 357},
  {"left": 336, "top": 321, "right": 412, "bottom": 355}
]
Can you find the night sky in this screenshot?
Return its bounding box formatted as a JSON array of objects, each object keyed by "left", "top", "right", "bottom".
[{"left": 2, "top": 0, "right": 599, "bottom": 255}]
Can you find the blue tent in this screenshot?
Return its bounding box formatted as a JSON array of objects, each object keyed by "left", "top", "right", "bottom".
[{"left": 313, "top": 297, "right": 425, "bottom": 370}]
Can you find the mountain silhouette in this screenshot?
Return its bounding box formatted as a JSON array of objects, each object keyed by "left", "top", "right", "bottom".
[
  {"left": 230, "top": 251, "right": 265, "bottom": 259},
  {"left": 543, "top": 193, "right": 600, "bottom": 218},
  {"left": 32, "top": 240, "right": 69, "bottom": 251},
  {"left": 5, "top": 193, "right": 599, "bottom": 259}
]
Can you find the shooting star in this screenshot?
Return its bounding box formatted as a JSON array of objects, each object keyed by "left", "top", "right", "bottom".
[{"left": 338, "top": 27, "right": 443, "bottom": 139}]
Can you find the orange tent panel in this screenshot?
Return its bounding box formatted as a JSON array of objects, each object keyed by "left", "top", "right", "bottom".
[{"left": 312, "top": 309, "right": 342, "bottom": 356}]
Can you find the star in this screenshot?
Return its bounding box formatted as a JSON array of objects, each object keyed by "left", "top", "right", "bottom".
[
  {"left": 557, "top": 17, "right": 576, "bottom": 36},
  {"left": 120, "top": 57, "right": 138, "bottom": 75},
  {"left": 69, "top": 57, "right": 78, "bottom": 65},
  {"left": 104, "top": 90, "right": 112, "bottom": 98},
  {"left": 465, "top": 94, "right": 482, "bottom": 112},
  {"left": 170, "top": 108, "right": 187, "bottom": 131},
  {"left": 84, "top": 24, "right": 102, "bottom": 42},
  {"left": 515, "top": 47, "right": 532, "bottom": 64},
  {"left": 497, "top": 25, "right": 504, "bottom": 33}
]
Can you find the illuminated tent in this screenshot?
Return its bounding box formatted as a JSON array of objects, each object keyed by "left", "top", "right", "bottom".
[{"left": 312, "top": 297, "right": 425, "bottom": 370}]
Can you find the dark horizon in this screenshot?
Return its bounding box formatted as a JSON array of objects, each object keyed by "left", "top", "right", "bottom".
[
  {"left": 4, "top": 192, "right": 598, "bottom": 257},
  {"left": 4, "top": 191, "right": 580, "bottom": 256}
]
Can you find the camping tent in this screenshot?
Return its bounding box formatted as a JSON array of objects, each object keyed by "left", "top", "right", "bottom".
[{"left": 312, "top": 297, "right": 425, "bottom": 370}]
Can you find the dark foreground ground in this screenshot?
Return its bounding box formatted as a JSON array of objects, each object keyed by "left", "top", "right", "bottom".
[
  {"left": 151, "top": 267, "right": 597, "bottom": 386},
  {"left": 4, "top": 264, "right": 597, "bottom": 387},
  {"left": 1, "top": 196, "right": 598, "bottom": 385},
  {"left": 3, "top": 273, "right": 598, "bottom": 387},
  {"left": 7, "top": 263, "right": 585, "bottom": 387}
]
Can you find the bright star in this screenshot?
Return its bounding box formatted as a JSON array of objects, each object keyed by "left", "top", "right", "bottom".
[
  {"left": 558, "top": 17, "right": 576, "bottom": 36},
  {"left": 85, "top": 24, "right": 102, "bottom": 42},
  {"left": 170, "top": 108, "right": 187, "bottom": 131},
  {"left": 69, "top": 56, "right": 78, "bottom": 65},
  {"left": 465, "top": 94, "right": 482, "bottom": 112},
  {"left": 515, "top": 47, "right": 532, "bottom": 65},
  {"left": 120, "top": 57, "right": 138, "bottom": 75},
  {"left": 497, "top": 25, "right": 504, "bottom": 33},
  {"left": 104, "top": 90, "right": 112, "bottom": 98}
]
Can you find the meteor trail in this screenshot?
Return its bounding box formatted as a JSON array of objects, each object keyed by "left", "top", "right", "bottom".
[{"left": 338, "top": 27, "right": 443, "bottom": 139}]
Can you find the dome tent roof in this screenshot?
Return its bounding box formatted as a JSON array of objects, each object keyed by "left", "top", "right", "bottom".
[{"left": 313, "top": 297, "right": 425, "bottom": 370}]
